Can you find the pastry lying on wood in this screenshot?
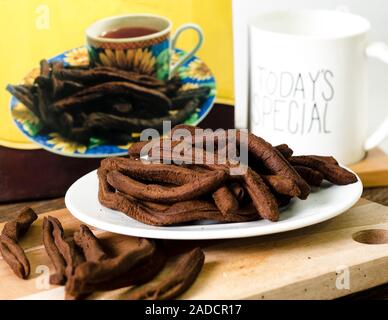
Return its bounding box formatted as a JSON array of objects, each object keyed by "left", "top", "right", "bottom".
[
  {"left": 126, "top": 247, "right": 205, "bottom": 300},
  {"left": 0, "top": 208, "right": 38, "bottom": 279},
  {"left": 41, "top": 221, "right": 200, "bottom": 300}
]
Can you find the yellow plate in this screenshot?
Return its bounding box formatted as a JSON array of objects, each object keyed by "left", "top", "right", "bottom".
[{"left": 0, "top": 138, "right": 41, "bottom": 150}]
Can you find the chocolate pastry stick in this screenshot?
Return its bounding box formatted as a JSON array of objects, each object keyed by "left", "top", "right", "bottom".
[
  {"left": 127, "top": 139, "right": 199, "bottom": 159},
  {"left": 310, "top": 155, "right": 338, "bottom": 165},
  {"left": 289, "top": 156, "right": 358, "bottom": 185},
  {"left": 148, "top": 145, "right": 233, "bottom": 170},
  {"left": 101, "top": 157, "right": 201, "bottom": 185},
  {"left": 275, "top": 144, "right": 293, "bottom": 159},
  {"left": 73, "top": 225, "right": 108, "bottom": 262},
  {"left": 17, "top": 84, "right": 34, "bottom": 94},
  {"left": 59, "top": 112, "right": 74, "bottom": 133},
  {"left": 164, "top": 75, "right": 182, "bottom": 97},
  {"left": 35, "top": 76, "right": 62, "bottom": 130},
  {"left": 66, "top": 242, "right": 166, "bottom": 296},
  {"left": 53, "top": 81, "right": 171, "bottom": 113},
  {"left": 262, "top": 175, "right": 301, "bottom": 197},
  {"left": 126, "top": 248, "right": 205, "bottom": 300},
  {"left": 106, "top": 169, "right": 228, "bottom": 204},
  {"left": 70, "top": 238, "right": 155, "bottom": 286},
  {"left": 144, "top": 152, "right": 279, "bottom": 221},
  {"left": 128, "top": 138, "right": 212, "bottom": 160},
  {"left": 42, "top": 217, "right": 67, "bottom": 285},
  {"left": 162, "top": 200, "right": 218, "bottom": 214},
  {"left": 112, "top": 102, "right": 133, "bottom": 115},
  {"left": 275, "top": 194, "right": 292, "bottom": 208},
  {"left": 6, "top": 85, "right": 35, "bottom": 114},
  {"left": 122, "top": 195, "right": 171, "bottom": 212},
  {"left": 119, "top": 191, "right": 219, "bottom": 215},
  {"left": 48, "top": 216, "right": 85, "bottom": 279},
  {"left": 293, "top": 166, "right": 324, "bottom": 187},
  {"left": 110, "top": 155, "right": 236, "bottom": 216},
  {"left": 67, "top": 225, "right": 109, "bottom": 300},
  {"left": 212, "top": 186, "right": 239, "bottom": 215},
  {"left": 85, "top": 98, "right": 198, "bottom": 133},
  {"left": 54, "top": 66, "right": 165, "bottom": 89},
  {"left": 98, "top": 168, "right": 257, "bottom": 226},
  {"left": 171, "top": 87, "right": 210, "bottom": 109},
  {"left": 51, "top": 63, "right": 84, "bottom": 99},
  {"left": 242, "top": 169, "right": 279, "bottom": 222},
  {"left": 56, "top": 80, "right": 84, "bottom": 98},
  {"left": 0, "top": 235, "right": 30, "bottom": 279},
  {"left": 120, "top": 189, "right": 237, "bottom": 217},
  {"left": 230, "top": 183, "right": 245, "bottom": 202},
  {"left": 237, "top": 131, "right": 311, "bottom": 199},
  {"left": 143, "top": 146, "right": 280, "bottom": 220},
  {"left": 2, "top": 208, "right": 38, "bottom": 241},
  {"left": 36, "top": 85, "right": 51, "bottom": 126},
  {"left": 103, "top": 157, "right": 238, "bottom": 215},
  {"left": 168, "top": 124, "right": 228, "bottom": 149},
  {"left": 66, "top": 126, "right": 92, "bottom": 145},
  {"left": 40, "top": 59, "right": 51, "bottom": 77},
  {"left": 0, "top": 208, "right": 37, "bottom": 279},
  {"left": 128, "top": 139, "right": 175, "bottom": 158},
  {"left": 128, "top": 135, "right": 228, "bottom": 162}
]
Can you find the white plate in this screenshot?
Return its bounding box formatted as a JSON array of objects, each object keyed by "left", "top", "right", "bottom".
[{"left": 65, "top": 170, "right": 363, "bottom": 240}]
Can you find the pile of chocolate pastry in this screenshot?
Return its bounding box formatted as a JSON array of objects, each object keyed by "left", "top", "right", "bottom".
[
  {"left": 0, "top": 208, "right": 204, "bottom": 300},
  {"left": 98, "top": 125, "right": 358, "bottom": 225},
  {"left": 7, "top": 60, "right": 210, "bottom": 145}
]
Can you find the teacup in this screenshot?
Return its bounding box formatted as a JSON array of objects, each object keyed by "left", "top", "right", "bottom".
[{"left": 86, "top": 14, "right": 204, "bottom": 80}]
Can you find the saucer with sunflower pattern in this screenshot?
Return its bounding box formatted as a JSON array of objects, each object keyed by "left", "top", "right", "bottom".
[{"left": 9, "top": 47, "right": 216, "bottom": 158}]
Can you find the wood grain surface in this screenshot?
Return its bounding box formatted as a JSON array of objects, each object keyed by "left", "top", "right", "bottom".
[{"left": 1, "top": 199, "right": 388, "bottom": 300}]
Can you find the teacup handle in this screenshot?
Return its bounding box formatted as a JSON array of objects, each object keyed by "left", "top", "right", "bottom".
[
  {"left": 170, "top": 23, "right": 204, "bottom": 79},
  {"left": 364, "top": 42, "right": 388, "bottom": 150}
]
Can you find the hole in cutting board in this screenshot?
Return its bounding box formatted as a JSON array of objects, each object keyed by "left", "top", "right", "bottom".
[{"left": 352, "top": 229, "right": 388, "bottom": 245}]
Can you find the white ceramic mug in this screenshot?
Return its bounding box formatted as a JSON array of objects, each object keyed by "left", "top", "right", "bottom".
[{"left": 249, "top": 9, "right": 388, "bottom": 164}]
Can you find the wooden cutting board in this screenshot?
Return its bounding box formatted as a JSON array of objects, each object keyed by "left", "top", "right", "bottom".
[
  {"left": 350, "top": 148, "right": 388, "bottom": 187},
  {"left": 1, "top": 198, "right": 388, "bottom": 300}
]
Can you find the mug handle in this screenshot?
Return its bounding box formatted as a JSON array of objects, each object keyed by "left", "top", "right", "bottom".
[
  {"left": 364, "top": 42, "right": 388, "bottom": 150},
  {"left": 170, "top": 23, "right": 204, "bottom": 79}
]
